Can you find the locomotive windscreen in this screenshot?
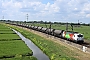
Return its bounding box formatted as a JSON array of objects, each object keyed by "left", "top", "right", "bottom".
[{"left": 78, "top": 35, "right": 83, "bottom": 37}]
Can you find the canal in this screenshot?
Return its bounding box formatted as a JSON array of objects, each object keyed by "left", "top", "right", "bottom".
[{"left": 12, "top": 29, "right": 50, "bottom": 60}]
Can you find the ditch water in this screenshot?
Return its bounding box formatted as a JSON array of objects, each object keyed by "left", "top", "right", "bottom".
[{"left": 12, "top": 29, "right": 50, "bottom": 60}]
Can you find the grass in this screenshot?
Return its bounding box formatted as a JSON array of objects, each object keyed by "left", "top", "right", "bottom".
[
  {"left": 0, "top": 40, "right": 33, "bottom": 58},
  {"left": 0, "top": 31, "right": 15, "bottom": 34},
  {"left": 0, "top": 24, "right": 9, "bottom": 28},
  {"left": 2, "top": 56, "right": 37, "bottom": 60},
  {"left": 0, "top": 23, "right": 37, "bottom": 60},
  {"left": 0, "top": 23, "right": 21, "bottom": 40},
  {"left": 0, "top": 34, "right": 21, "bottom": 40},
  {"left": 8, "top": 24, "right": 79, "bottom": 60}
]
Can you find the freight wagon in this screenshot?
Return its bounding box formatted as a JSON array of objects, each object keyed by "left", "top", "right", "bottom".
[{"left": 7, "top": 23, "right": 84, "bottom": 43}]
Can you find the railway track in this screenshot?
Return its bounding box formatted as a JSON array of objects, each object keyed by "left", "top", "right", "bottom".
[
  {"left": 58, "top": 38, "right": 90, "bottom": 48},
  {"left": 80, "top": 42, "right": 90, "bottom": 48}
]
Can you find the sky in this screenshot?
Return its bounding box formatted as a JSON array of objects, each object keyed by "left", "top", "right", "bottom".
[{"left": 0, "top": 0, "right": 90, "bottom": 23}]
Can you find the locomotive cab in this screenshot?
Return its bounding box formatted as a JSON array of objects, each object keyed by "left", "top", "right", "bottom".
[{"left": 73, "top": 33, "right": 84, "bottom": 43}]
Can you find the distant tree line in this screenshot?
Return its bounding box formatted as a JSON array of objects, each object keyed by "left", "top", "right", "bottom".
[{"left": 0, "top": 20, "right": 90, "bottom": 26}]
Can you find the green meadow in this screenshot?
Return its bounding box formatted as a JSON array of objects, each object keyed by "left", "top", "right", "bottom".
[
  {"left": 0, "top": 40, "right": 33, "bottom": 58},
  {"left": 0, "top": 31, "right": 15, "bottom": 34},
  {"left": 0, "top": 34, "right": 20, "bottom": 40},
  {"left": 0, "top": 23, "right": 36, "bottom": 60}
]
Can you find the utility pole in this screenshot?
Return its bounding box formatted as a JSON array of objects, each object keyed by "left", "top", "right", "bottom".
[
  {"left": 78, "top": 20, "right": 79, "bottom": 24},
  {"left": 71, "top": 23, "right": 73, "bottom": 31},
  {"left": 66, "top": 22, "right": 68, "bottom": 31},
  {"left": 2, "top": 16, "right": 4, "bottom": 20},
  {"left": 26, "top": 14, "right": 28, "bottom": 22},
  {"left": 49, "top": 21, "right": 51, "bottom": 35}
]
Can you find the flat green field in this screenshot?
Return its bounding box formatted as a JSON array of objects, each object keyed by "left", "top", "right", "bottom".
[
  {"left": 0, "top": 23, "right": 36, "bottom": 60},
  {"left": 0, "top": 31, "right": 15, "bottom": 34},
  {"left": 0, "top": 40, "right": 32, "bottom": 58},
  {"left": 2, "top": 56, "right": 37, "bottom": 60},
  {"left": 0, "top": 26, "right": 11, "bottom": 30},
  {"left": 0, "top": 24, "right": 20, "bottom": 40},
  {"left": 9, "top": 24, "right": 79, "bottom": 60},
  {"left": 0, "top": 34, "right": 21, "bottom": 40},
  {"left": 27, "top": 23, "right": 90, "bottom": 40}
]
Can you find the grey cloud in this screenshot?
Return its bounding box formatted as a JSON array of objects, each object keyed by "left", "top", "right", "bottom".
[{"left": 84, "top": 11, "right": 90, "bottom": 14}]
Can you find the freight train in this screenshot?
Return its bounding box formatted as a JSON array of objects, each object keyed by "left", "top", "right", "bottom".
[{"left": 8, "top": 23, "right": 84, "bottom": 43}]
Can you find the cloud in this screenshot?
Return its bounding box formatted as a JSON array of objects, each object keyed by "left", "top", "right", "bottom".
[
  {"left": 86, "top": 14, "right": 90, "bottom": 18},
  {"left": 0, "top": 0, "right": 90, "bottom": 23}
]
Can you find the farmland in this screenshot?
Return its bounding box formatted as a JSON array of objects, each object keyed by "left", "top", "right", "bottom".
[
  {"left": 27, "top": 23, "right": 90, "bottom": 40},
  {"left": 7, "top": 23, "right": 81, "bottom": 60},
  {"left": 1, "top": 22, "right": 90, "bottom": 60},
  {"left": 0, "top": 23, "right": 37, "bottom": 60}
]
